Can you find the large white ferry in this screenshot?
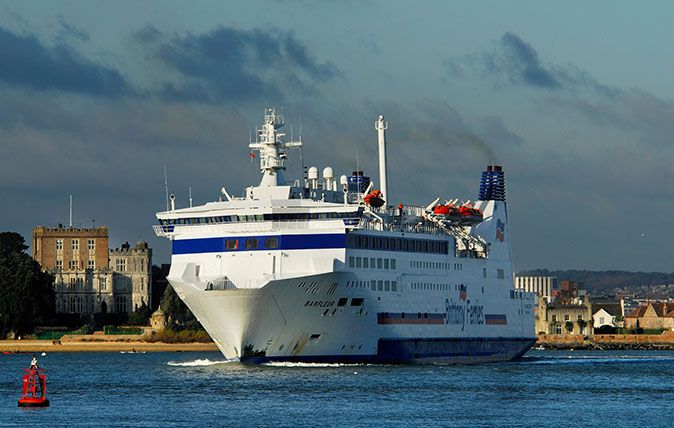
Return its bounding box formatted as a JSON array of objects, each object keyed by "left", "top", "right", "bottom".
[{"left": 154, "top": 109, "right": 535, "bottom": 363}]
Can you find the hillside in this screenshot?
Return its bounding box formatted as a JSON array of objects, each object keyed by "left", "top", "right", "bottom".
[{"left": 517, "top": 269, "right": 674, "bottom": 295}]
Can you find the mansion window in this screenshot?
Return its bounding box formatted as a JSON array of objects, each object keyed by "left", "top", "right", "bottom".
[
  {"left": 56, "top": 239, "right": 63, "bottom": 251},
  {"left": 88, "top": 260, "right": 95, "bottom": 269},
  {"left": 72, "top": 239, "right": 79, "bottom": 251},
  {"left": 88, "top": 239, "right": 95, "bottom": 251},
  {"left": 55, "top": 260, "right": 63, "bottom": 269},
  {"left": 116, "top": 259, "right": 127, "bottom": 272}
]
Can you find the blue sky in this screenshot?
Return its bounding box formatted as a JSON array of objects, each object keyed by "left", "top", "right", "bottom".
[{"left": 1, "top": 1, "right": 673, "bottom": 271}]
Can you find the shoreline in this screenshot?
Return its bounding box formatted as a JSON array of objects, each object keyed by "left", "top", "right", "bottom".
[
  {"left": 0, "top": 340, "right": 218, "bottom": 353},
  {"left": 537, "top": 333, "right": 674, "bottom": 350}
]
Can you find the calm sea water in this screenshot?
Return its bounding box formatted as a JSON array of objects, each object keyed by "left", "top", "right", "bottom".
[{"left": 1, "top": 349, "right": 674, "bottom": 427}]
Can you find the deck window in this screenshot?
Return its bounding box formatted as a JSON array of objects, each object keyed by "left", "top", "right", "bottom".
[
  {"left": 245, "top": 238, "right": 258, "bottom": 250},
  {"left": 265, "top": 237, "right": 279, "bottom": 249},
  {"left": 225, "top": 239, "right": 238, "bottom": 251}
]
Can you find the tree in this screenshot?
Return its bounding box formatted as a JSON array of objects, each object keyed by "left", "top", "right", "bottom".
[
  {"left": 128, "top": 302, "right": 152, "bottom": 326},
  {"left": 0, "top": 232, "right": 55, "bottom": 338},
  {"left": 577, "top": 319, "right": 588, "bottom": 334},
  {"left": 160, "top": 283, "right": 201, "bottom": 330},
  {"left": 564, "top": 321, "right": 574, "bottom": 334}
]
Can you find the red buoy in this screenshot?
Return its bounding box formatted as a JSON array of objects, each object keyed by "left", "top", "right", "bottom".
[{"left": 18, "top": 360, "right": 49, "bottom": 408}]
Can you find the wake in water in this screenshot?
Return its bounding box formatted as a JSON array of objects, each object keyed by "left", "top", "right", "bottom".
[{"left": 167, "top": 358, "right": 232, "bottom": 367}]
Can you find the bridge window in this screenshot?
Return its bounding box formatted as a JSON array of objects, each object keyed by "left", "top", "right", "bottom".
[{"left": 245, "top": 238, "right": 258, "bottom": 250}]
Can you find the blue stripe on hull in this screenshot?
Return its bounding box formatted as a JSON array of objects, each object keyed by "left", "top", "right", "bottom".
[
  {"left": 242, "top": 338, "right": 536, "bottom": 364},
  {"left": 172, "top": 233, "right": 345, "bottom": 255}
]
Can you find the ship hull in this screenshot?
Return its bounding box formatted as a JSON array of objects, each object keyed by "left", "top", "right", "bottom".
[
  {"left": 168, "top": 267, "right": 536, "bottom": 365},
  {"left": 244, "top": 337, "right": 536, "bottom": 364}
]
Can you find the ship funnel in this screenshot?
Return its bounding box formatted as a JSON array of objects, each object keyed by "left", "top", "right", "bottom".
[
  {"left": 375, "top": 115, "right": 388, "bottom": 204},
  {"left": 478, "top": 165, "right": 506, "bottom": 201}
]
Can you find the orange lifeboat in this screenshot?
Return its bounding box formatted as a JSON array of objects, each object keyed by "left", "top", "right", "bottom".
[
  {"left": 363, "top": 189, "right": 385, "bottom": 208},
  {"left": 458, "top": 204, "right": 483, "bottom": 224}
]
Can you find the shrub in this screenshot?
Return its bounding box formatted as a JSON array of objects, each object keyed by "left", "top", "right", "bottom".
[{"left": 147, "top": 329, "right": 212, "bottom": 343}]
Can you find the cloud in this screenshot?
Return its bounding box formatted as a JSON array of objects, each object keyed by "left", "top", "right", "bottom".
[
  {"left": 500, "top": 32, "right": 561, "bottom": 89},
  {"left": 445, "top": 32, "right": 618, "bottom": 97},
  {"left": 57, "top": 15, "right": 89, "bottom": 42},
  {"left": 133, "top": 24, "right": 341, "bottom": 104},
  {"left": 0, "top": 26, "right": 129, "bottom": 96}
]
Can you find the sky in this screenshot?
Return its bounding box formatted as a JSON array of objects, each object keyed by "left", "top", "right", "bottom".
[{"left": 0, "top": 1, "right": 673, "bottom": 271}]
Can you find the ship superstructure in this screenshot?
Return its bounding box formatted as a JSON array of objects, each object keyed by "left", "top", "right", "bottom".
[{"left": 154, "top": 108, "right": 535, "bottom": 363}]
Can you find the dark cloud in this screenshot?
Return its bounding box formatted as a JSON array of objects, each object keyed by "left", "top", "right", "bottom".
[
  {"left": 134, "top": 24, "right": 340, "bottom": 104},
  {"left": 445, "top": 32, "right": 619, "bottom": 97},
  {"left": 0, "top": 26, "right": 129, "bottom": 96},
  {"left": 500, "top": 32, "right": 561, "bottom": 89}
]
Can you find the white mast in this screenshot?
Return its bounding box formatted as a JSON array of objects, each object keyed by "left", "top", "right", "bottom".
[
  {"left": 375, "top": 115, "right": 388, "bottom": 203},
  {"left": 69, "top": 194, "right": 73, "bottom": 227},
  {"left": 249, "top": 108, "right": 302, "bottom": 187}
]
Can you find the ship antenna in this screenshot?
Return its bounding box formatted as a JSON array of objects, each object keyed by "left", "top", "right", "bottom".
[
  {"left": 69, "top": 194, "right": 73, "bottom": 227},
  {"left": 163, "top": 163, "right": 169, "bottom": 212},
  {"left": 189, "top": 186, "right": 193, "bottom": 208}
]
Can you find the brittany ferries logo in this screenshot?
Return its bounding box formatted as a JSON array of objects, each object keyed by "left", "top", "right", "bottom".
[{"left": 495, "top": 219, "right": 505, "bottom": 242}]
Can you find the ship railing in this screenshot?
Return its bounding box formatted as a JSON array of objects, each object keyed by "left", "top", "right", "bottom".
[
  {"left": 153, "top": 225, "right": 174, "bottom": 237},
  {"left": 205, "top": 276, "right": 236, "bottom": 291},
  {"left": 355, "top": 218, "right": 447, "bottom": 236},
  {"left": 154, "top": 219, "right": 349, "bottom": 235}
]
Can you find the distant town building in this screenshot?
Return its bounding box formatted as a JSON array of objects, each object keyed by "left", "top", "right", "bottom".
[
  {"left": 515, "top": 276, "right": 557, "bottom": 302},
  {"left": 625, "top": 302, "right": 674, "bottom": 331},
  {"left": 535, "top": 280, "right": 593, "bottom": 335},
  {"left": 32, "top": 225, "right": 152, "bottom": 315},
  {"left": 109, "top": 241, "right": 152, "bottom": 313},
  {"left": 592, "top": 300, "right": 625, "bottom": 330},
  {"left": 33, "top": 225, "right": 109, "bottom": 271}
]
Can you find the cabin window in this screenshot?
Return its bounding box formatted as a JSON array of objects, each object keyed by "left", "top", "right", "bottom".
[
  {"left": 384, "top": 259, "right": 389, "bottom": 269},
  {"left": 391, "top": 281, "right": 397, "bottom": 292},
  {"left": 363, "top": 258, "right": 369, "bottom": 269},
  {"left": 225, "top": 239, "right": 238, "bottom": 251},
  {"left": 356, "top": 257, "right": 362, "bottom": 268},
  {"left": 377, "top": 280, "right": 383, "bottom": 291},
  {"left": 377, "top": 258, "right": 383, "bottom": 269},
  {"left": 497, "top": 269, "right": 504, "bottom": 279},
  {"left": 370, "top": 258, "right": 376, "bottom": 269},
  {"left": 370, "top": 280, "right": 376, "bottom": 291},
  {"left": 245, "top": 238, "right": 258, "bottom": 250},
  {"left": 391, "top": 259, "right": 396, "bottom": 270},
  {"left": 349, "top": 257, "right": 354, "bottom": 268},
  {"left": 350, "top": 298, "right": 364, "bottom": 306},
  {"left": 384, "top": 280, "right": 390, "bottom": 292},
  {"left": 337, "top": 298, "right": 348, "bottom": 306},
  {"left": 265, "top": 237, "right": 279, "bottom": 249}
]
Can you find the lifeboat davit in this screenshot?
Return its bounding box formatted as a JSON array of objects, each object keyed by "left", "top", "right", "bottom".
[
  {"left": 363, "top": 189, "right": 385, "bottom": 208},
  {"left": 18, "top": 365, "right": 49, "bottom": 407}
]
